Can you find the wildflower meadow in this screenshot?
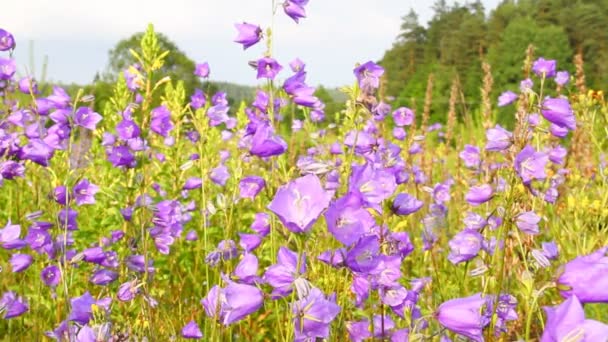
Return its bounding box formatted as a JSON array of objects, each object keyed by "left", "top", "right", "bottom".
[{"left": 1, "top": 1, "right": 608, "bottom": 341}]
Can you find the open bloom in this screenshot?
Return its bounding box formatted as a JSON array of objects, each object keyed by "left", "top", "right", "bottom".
[
  {"left": 324, "top": 192, "right": 375, "bottom": 246},
  {"left": 292, "top": 288, "right": 341, "bottom": 341},
  {"left": 0, "top": 29, "right": 15, "bottom": 51},
  {"left": 557, "top": 246, "right": 608, "bottom": 303},
  {"left": 532, "top": 57, "right": 557, "bottom": 78},
  {"left": 264, "top": 246, "right": 307, "bottom": 298},
  {"left": 150, "top": 105, "right": 174, "bottom": 137},
  {"left": 353, "top": 61, "right": 384, "bottom": 92},
  {"left": 201, "top": 281, "right": 263, "bottom": 325},
  {"left": 515, "top": 145, "right": 549, "bottom": 185},
  {"left": 541, "top": 97, "right": 576, "bottom": 131},
  {"left": 256, "top": 57, "right": 283, "bottom": 80},
  {"left": 239, "top": 176, "right": 266, "bottom": 200},
  {"left": 541, "top": 295, "right": 608, "bottom": 341},
  {"left": 392, "top": 107, "right": 414, "bottom": 126},
  {"left": 268, "top": 174, "right": 331, "bottom": 233}
]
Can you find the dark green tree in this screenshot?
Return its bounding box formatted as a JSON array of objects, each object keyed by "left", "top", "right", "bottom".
[{"left": 103, "top": 31, "right": 204, "bottom": 97}]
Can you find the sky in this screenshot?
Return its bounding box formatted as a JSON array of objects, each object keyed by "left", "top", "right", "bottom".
[{"left": 4, "top": 0, "right": 501, "bottom": 88}]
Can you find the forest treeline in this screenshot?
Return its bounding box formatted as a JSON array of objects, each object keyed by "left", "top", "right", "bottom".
[{"left": 380, "top": 0, "right": 608, "bottom": 125}]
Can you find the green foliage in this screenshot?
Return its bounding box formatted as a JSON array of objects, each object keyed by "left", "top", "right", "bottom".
[
  {"left": 103, "top": 24, "right": 203, "bottom": 98},
  {"left": 488, "top": 17, "right": 572, "bottom": 88},
  {"left": 381, "top": 0, "right": 608, "bottom": 123}
]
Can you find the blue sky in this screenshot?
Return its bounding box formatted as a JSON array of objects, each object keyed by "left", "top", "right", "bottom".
[{"left": 4, "top": 0, "right": 500, "bottom": 87}]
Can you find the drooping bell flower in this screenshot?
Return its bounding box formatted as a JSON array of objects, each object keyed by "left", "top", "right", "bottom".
[
  {"left": 515, "top": 145, "right": 549, "bottom": 185},
  {"left": 0, "top": 221, "right": 26, "bottom": 249},
  {"left": 436, "top": 293, "right": 490, "bottom": 342},
  {"left": 19, "top": 139, "right": 55, "bottom": 167},
  {"left": 267, "top": 174, "right": 331, "bottom": 233},
  {"left": 117, "top": 280, "right": 140, "bottom": 302},
  {"left": 233, "top": 252, "right": 260, "bottom": 284},
  {"left": 548, "top": 145, "right": 567, "bottom": 165},
  {"left": 250, "top": 123, "right": 288, "bottom": 158},
  {"left": 239, "top": 176, "right": 266, "bottom": 200},
  {"left": 256, "top": 57, "right": 283, "bottom": 80},
  {"left": 0, "top": 29, "right": 15, "bottom": 51},
  {"left": 183, "top": 177, "right": 203, "bottom": 190},
  {"left": 557, "top": 246, "right": 608, "bottom": 303},
  {"left": 292, "top": 288, "right": 341, "bottom": 341},
  {"left": 0, "top": 291, "right": 28, "bottom": 319},
  {"left": 9, "top": 253, "right": 33, "bottom": 273},
  {"left": 515, "top": 211, "right": 541, "bottom": 235},
  {"left": 465, "top": 184, "right": 494, "bottom": 206},
  {"left": 182, "top": 320, "right": 203, "bottom": 339},
  {"left": 0, "top": 161, "right": 25, "bottom": 180},
  {"left": 89, "top": 269, "right": 119, "bottom": 286},
  {"left": 532, "top": 57, "right": 557, "bottom": 78},
  {"left": 541, "top": 295, "right": 608, "bottom": 341},
  {"left": 353, "top": 61, "right": 384, "bottom": 93},
  {"left": 234, "top": 22, "right": 263, "bottom": 50},
  {"left": 210, "top": 165, "right": 230, "bottom": 187},
  {"left": 392, "top": 193, "right": 423, "bottom": 215},
  {"left": 69, "top": 292, "right": 97, "bottom": 324},
  {"left": 485, "top": 125, "right": 512, "bottom": 151},
  {"left": 448, "top": 230, "right": 483, "bottom": 264},
  {"left": 541, "top": 97, "right": 576, "bottom": 131},
  {"left": 498, "top": 91, "right": 518, "bottom": 107},
  {"left": 283, "top": 0, "right": 308, "bottom": 23}
]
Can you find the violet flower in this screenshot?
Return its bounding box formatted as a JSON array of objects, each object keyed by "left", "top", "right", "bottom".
[
  {"left": 498, "top": 91, "right": 517, "bottom": 107},
  {"left": 557, "top": 246, "right": 608, "bottom": 303},
  {"left": 182, "top": 321, "right": 203, "bottom": 339},
  {"left": 541, "top": 295, "right": 608, "bottom": 341},
  {"left": 292, "top": 288, "right": 341, "bottom": 341},
  {"left": 267, "top": 174, "right": 331, "bottom": 233},
  {"left": 234, "top": 23, "right": 262, "bottom": 49},
  {"left": 0, "top": 29, "right": 15, "bottom": 51},
  {"left": 532, "top": 57, "right": 557, "bottom": 78},
  {"left": 541, "top": 97, "right": 576, "bottom": 131},
  {"left": 465, "top": 184, "right": 494, "bottom": 206},
  {"left": 436, "top": 293, "right": 490, "bottom": 342}
]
